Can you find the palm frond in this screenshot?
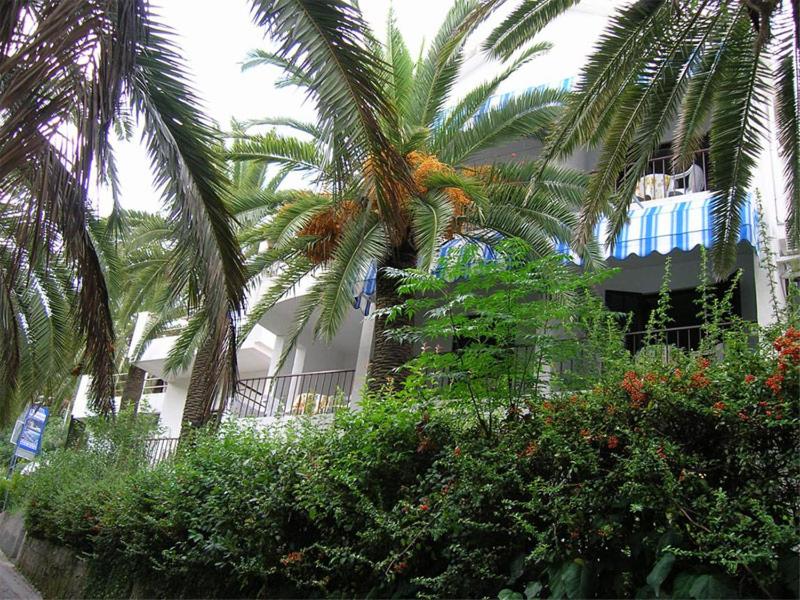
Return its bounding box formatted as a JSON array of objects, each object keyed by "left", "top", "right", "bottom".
[
  {"left": 385, "top": 8, "right": 415, "bottom": 129},
  {"left": 540, "top": 0, "right": 677, "bottom": 164},
  {"left": 412, "top": 192, "right": 455, "bottom": 271},
  {"left": 775, "top": 24, "right": 800, "bottom": 248},
  {"left": 483, "top": 0, "right": 579, "bottom": 60},
  {"left": 673, "top": 9, "right": 740, "bottom": 165},
  {"left": 241, "top": 49, "right": 313, "bottom": 89},
  {"left": 708, "top": 14, "right": 770, "bottom": 272},
  {"left": 227, "top": 132, "right": 324, "bottom": 175},
  {"left": 164, "top": 310, "right": 208, "bottom": 374},
  {"left": 438, "top": 87, "right": 567, "bottom": 164},
  {"left": 315, "top": 212, "right": 389, "bottom": 341},
  {"left": 241, "top": 117, "right": 322, "bottom": 139},
  {"left": 431, "top": 42, "right": 551, "bottom": 153},
  {"left": 578, "top": 4, "right": 723, "bottom": 248},
  {"left": 408, "top": 0, "right": 477, "bottom": 130},
  {"left": 238, "top": 258, "right": 316, "bottom": 342},
  {"left": 249, "top": 0, "right": 411, "bottom": 230}
]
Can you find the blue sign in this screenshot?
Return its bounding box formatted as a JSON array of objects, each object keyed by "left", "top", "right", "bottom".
[{"left": 11, "top": 405, "right": 49, "bottom": 460}]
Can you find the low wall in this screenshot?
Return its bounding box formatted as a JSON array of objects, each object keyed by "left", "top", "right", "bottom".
[
  {"left": 16, "top": 535, "right": 88, "bottom": 599},
  {"left": 0, "top": 512, "right": 88, "bottom": 599},
  {"left": 0, "top": 512, "right": 26, "bottom": 561}
]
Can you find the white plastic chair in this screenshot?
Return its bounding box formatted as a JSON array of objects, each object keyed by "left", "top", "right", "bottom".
[{"left": 669, "top": 164, "right": 706, "bottom": 195}]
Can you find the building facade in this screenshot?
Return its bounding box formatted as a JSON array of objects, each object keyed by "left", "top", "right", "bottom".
[{"left": 70, "top": 2, "right": 798, "bottom": 440}]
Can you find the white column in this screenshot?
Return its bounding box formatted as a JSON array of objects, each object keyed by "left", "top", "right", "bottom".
[
  {"left": 267, "top": 336, "right": 285, "bottom": 377},
  {"left": 159, "top": 382, "right": 188, "bottom": 439},
  {"left": 350, "top": 316, "right": 375, "bottom": 408},
  {"left": 752, "top": 246, "right": 783, "bottom": 326},
  {"left": 284, "top": 343, "right": 306, "bottom": 414}
]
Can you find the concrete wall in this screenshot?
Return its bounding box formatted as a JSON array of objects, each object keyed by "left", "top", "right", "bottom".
[
  {"left": 0, "top": 512, "right": 87, "bottom": 599},
  {"left": 16, "top": 535, "right": 88, "bottom": 599}
]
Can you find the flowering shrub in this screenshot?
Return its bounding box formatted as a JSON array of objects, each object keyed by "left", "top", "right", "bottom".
[{"left": 15, "top": 251, "right": 799, "bottom": 599}]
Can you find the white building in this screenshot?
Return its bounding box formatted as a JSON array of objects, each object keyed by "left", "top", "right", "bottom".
[{"left": 71, "top": 2, "right": 798, "bottom": 440}]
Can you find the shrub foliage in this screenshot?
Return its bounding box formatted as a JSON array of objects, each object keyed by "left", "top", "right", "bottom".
[{"left": 16, "top": 249, "right": 800, "bottom": 599}]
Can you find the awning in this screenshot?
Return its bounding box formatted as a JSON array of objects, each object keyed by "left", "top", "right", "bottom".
[
  {"left": 354, "top": 192, "right": 758, "bottom": 315},
  {"left": 353, "top": 236, "right": 498, "bottom": 316},
  {"left": 601, "top": 192, "right": 757, "bottom": 261}
]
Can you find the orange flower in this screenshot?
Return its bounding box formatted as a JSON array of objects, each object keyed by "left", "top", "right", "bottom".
[
  {"left": 579, "top": 429, "right": 592, "bottom": 441},
  {"left": 453, "top": 446, "right": 462, "bottom": 457},
  {"left": 281, "top": 551, "right": 304, "bottom": 566},
  {"left": 657, "top": 446, "right": 668, "bottom": 461},
  {"left": 690, "top": 372, "right": 710, "bottom": 388},
  {"left": 744, "top": 374, "right": 756, "bottom": 384},
  {"left": 766, "top": 372, "right": 783, "bottom": 395},
  {"left": 607, "top": 435, "right": 619, "bottom": 449},
  {"left": 621, "top": 371, "right": 647, "bottom": 407},
  {"left": 392, "top": 561, "right": 408, "bottom": 574},
  {"left": 520, "top": 442, "right": 538, "bottom": 457},
  {"left": 738, "top": 411, "right": 749, "bottom": 422},
  {"left": 697, "top": 357, "right": 711, "bottom": 370},
  {"left": 674, "top": 368, "right": 683, "bottom": 379},
  {"left": 712, "top": 401, "right": 726, "bottom": 412},
  {"left": 419, "top": 502, "right": 430, "bottom": 512}
]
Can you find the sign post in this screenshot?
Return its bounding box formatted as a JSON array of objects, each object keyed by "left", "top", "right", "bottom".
[{"left": 3, "top": 404, "right": 49, "bottom": 511}]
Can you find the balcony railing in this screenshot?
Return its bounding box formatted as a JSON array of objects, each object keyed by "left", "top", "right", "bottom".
[
  {"left": 144, "top": 436, "right": 179, "bottom": 465},
  {"left": 623, "top": 148, "right": 710, "bottom": 201},
  {"left": 113, "top": 373, "right": 167, "bottom": 398},
  {"left": 227, "top": 369, "right": 355, "bottom": 419}
]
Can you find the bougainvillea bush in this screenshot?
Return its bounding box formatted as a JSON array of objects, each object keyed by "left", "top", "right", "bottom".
[{"left": 17, "top": 252, "right": 800, "bottom": 599}]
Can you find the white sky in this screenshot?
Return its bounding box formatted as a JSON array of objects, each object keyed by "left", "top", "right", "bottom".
[{"left": 99, "top": 0, "right": 617, "bottom": 215}]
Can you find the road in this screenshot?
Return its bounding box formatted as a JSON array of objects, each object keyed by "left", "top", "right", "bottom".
[{"left": 0, "top": 550, "right": 40, "bottom": 599}]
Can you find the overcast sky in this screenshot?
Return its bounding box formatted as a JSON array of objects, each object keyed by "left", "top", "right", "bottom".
[{"left": 99, "top": 0, "right": 615, "bottom": 215}]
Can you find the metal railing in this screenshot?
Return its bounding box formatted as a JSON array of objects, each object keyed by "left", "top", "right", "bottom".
[
  {"left": 626, "top": 323, "right": 711, "bottom": 356},
  {"left": 144, "top": 436, "right": 179, "bottom": 465},
  {"left": 113, "top": 373, "right": 167, "bottom": 398},
  {"left": 227, "top": 369, "right": 355, "bottom": 419},
  {"left": 624, "top": 148, "right": 710, "bottom": 201}
]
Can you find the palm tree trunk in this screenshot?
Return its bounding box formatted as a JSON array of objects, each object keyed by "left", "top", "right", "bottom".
[
  {"left": 119, "top": 365, "right": 146, "bottom": 414},
  {"left": 179, "top": 335, "right": 218, "bottom": 443},
  {"left": 367, "top": 243, "right": 416, "bottom": 391}
]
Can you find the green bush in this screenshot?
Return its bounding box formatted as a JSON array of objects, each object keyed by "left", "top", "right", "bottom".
[
  {"left": 17, "top": 250, "right": 799, "bottom": 599},
  {"left": 18, "top": 410, "right": 159, "bottom": 551}
]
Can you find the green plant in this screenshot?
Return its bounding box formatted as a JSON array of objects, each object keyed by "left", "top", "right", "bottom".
[
  {"left": 16, "top": 255, "right": 798, "bottom": 599},
  {"left": 232, "top": 1, "right": 596, "bottom": 388},
  {"left": 379, "top": 239, "right": 622, "bottom": 436}
]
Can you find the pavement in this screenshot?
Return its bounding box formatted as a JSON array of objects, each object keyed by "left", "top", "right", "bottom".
[{"left": 0, "top": 550, "right": 40, "bottom": 599}]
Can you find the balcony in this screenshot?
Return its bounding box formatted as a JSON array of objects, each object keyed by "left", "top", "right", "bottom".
[
  {"left": 226, "top": 369, "right": 356, "bottom": 419},
  {"left": 132, "top": 315, "right": 276, "bottom": 379},
  {"left": 630, "top": 148, "right": 710, "bottom": 202}
]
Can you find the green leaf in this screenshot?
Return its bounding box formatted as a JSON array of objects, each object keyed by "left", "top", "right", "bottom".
[
  {"left": 524, "top": 581, "right": 543, "bottom": 599},
  {"left": 646, "top": 553, "right": 675, "bottom": 597},
  {"left": 498, "top": 590, "right": 523, "bottom": 600}
]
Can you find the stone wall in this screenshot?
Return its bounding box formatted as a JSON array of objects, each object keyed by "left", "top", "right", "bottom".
[
  {"left": 0, "top": 512, "right": 26, "bottom": 561},
  {"left": 0, "top": 512, "right": 88, "bottom": 599}
]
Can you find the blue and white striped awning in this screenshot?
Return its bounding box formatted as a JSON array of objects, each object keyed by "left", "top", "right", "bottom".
[
  {"left": 353, "top": 236, "right": 498, "bottom": 316},
  {"left": 602, "top": 192, "right": 757, "bottom": 261},
  {"left": 354, "top": 193, "right": 758, "bottom": 315}
]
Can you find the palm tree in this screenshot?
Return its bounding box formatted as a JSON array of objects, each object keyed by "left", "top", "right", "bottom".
[
  {"left": 234, "top": 0, "right": 592, "bottom": 388},
  {"left": 121, "top": 144, "right": 284, "bottom": 434},
  {"left": 0, "top": 0, "right": 246, "bottom": 414},
  {"left": 0, "top": 209, "right": 86, "bottom": 423},
  {"left": 490, "top": 0, "right": 799, "bottom": 272}
]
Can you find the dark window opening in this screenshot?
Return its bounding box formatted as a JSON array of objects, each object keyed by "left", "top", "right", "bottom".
[{"left": 606, "top": 278, "right": 741, "bottom": 352}]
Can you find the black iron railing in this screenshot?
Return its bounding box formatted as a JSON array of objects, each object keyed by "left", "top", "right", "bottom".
[
  {"left": 626, "top": 323, "right": 711, "bottom": 356},
  {"left": 227, "top": 369, "right": 355, "bottom": 419},
  {"left": 145, "top": 437, "right": 179, "bottom": 465}
]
